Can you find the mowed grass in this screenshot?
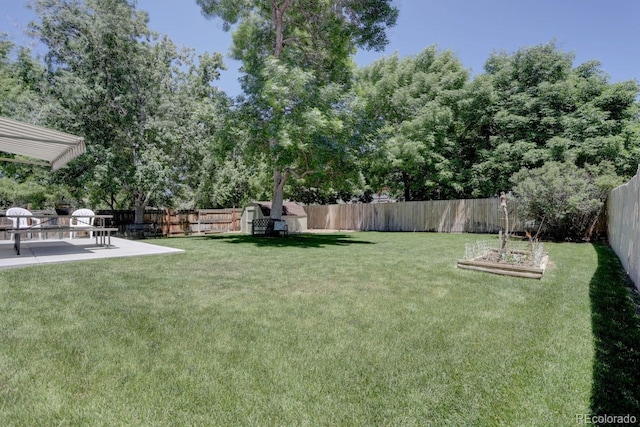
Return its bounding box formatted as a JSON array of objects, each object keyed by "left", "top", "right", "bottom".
[{"left": 0, "top": 232, "right": 637, "bottom": 425}]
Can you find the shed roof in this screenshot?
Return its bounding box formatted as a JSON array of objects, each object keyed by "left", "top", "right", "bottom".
[
  {"left": 254, "top": 201, "right": 307, "bottom": 217},
  {"left": 0, "top": 116, "right": 86, "bottom": 170}
]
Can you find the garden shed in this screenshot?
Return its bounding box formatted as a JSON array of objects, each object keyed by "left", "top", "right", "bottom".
[{"left": 241, "top": 201, "right": 307, "bottom": 234}]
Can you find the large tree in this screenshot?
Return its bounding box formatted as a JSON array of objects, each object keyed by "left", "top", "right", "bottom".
[
  {"left": 469, "top": 42, "right": 640, "bottom": 196},
  {"left": 355, "top": 46, "right": 469, "bottom": 201},
  {"left": 32, "top": 0, "right": 225, "bottom": 221},
  {"left": 197, "top": 0, "right": 398, "bottom": 218}
]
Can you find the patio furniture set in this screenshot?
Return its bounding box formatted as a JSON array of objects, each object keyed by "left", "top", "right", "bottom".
[{"left": 3, "top": 207, "right": 118, "bottom": 255}]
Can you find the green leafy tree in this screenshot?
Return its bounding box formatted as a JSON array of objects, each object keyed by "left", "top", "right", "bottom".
[
  {"left": 145, "top": 51, "right": 234, "bottom": 210},
  {"left": 197, "top": 0, "right": 398, "bottom": 218},
  {"left": 0, "top": 33, "right": 64, "bottom": 123},
  {"left": 355, "top": 47, "right": 469, "bottom": 200},
  {"left": 192, "top": 106, "right": 267, "bottom": 208},
  {"left": 470, "top": 42, "right": 640, "bottom": 196},
  {"left": 32, "top": 0, "right": 225, "bottom": 221},
  {"left": 511, "top": 161, "right": 622, "bottom": 240}
]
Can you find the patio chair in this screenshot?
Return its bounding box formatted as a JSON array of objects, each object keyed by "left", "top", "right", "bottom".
[
  {"left": 6, "top": 207, "right": 41, "bottom": 240},
  {"left": 71, "top": 208, "right": 95, "bottom": 239}
]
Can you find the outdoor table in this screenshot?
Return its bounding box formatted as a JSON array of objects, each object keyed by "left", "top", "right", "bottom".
[{"left": 3, "top": 214, "right": 117, "bottom": 255}]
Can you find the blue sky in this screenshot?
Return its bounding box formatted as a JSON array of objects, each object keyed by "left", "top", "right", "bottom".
[{"left": 2, "top": 0, "right": 639, "bottom": 97}]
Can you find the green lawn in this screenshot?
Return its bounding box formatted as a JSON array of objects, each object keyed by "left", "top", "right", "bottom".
[{"left": 1, "top": 232, "right": 638, "bottom": 426}]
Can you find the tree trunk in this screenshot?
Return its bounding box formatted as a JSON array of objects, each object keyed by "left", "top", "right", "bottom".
[
  {"left": 584, "top": 205, "right": 604, "bottom": 242},
  {"left": 268, "top": 1, "right": 292, "bottom": 221},
  {"left": 134, "top": 191, "right": 146, "bottom": 224},
  {"left": 271, "top": 0, "right": 292, "bottom": 58},
  {"left": 500, "top": 191, "right": 509, "bottom": 251},
  {"left": 271, "top": 168, "right": 287, "bottom": 220},
  {"left": 402, "top": 172, "right": 411, "bottom": 201}
]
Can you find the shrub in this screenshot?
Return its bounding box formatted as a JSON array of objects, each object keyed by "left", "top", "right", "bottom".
[{"left": 510, "top": 161, "right": 621, "bottom": 241}]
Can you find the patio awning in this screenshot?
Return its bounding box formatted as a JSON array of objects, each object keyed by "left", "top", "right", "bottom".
[{"left": 0, "top": 116, "right": 86, "bottom": 170}]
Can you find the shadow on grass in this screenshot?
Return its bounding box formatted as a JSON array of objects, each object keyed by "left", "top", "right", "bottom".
[
  {"left": 589, "top": 243, "right": 640, "bottom": 420},
  {"left": 202, "top": 233, "right": 376, "bottom": 248}
]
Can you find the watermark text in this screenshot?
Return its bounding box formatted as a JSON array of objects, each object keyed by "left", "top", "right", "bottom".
[{"left": 575, "top": 413, "right": 637, "bottom": 425}]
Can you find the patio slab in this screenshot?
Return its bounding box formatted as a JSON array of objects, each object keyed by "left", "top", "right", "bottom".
[{"left": 0, "top": 237, "right": 184, "bottom": 269}]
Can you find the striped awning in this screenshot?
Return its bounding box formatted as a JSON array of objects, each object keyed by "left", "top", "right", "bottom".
[{"left": 0, "top": 116, "right": 86, "bottom": 170}]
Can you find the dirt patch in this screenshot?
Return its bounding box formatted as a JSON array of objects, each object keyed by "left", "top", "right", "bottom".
[{"left": 475, "top": 249, "right": 540, "bottom": 268}]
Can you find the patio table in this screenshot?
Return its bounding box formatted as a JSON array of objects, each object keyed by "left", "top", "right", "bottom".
[{"left": 4, "top": 214, "right": 117, "bottom": 255}]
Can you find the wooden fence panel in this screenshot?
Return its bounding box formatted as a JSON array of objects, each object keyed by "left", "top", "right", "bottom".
[
  {"left": 96, "top": 208, "right": 241, "bottom": 236},
  {"left": 97, "top": 209, "right": 169, "bottom": 235},
  {"left": 607, "top": 165, "right": 640, "bottom": 291},
  {"left": 305, "top": 198, "right": 523, "bottom": 234},
  {"left": 193, "top": 209, "right": 242, "bottom": 234}
]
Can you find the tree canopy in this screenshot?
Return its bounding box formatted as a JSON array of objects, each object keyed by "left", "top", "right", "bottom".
[
  {"left": 354, "top": 41, "right": 639, "bottom": 202},
  {"left": 30, "top": 0, "right": 227, "bottom": 220},
  {"left": 355, "top": 47, "right": 469, "bottom": 201},
  {"left": 197, "top": 0, "right": 399, "bottom": 218}
]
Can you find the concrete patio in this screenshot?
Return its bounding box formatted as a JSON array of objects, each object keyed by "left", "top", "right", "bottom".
[{"left": 0, "top": 236, "right": 184, "bottom": 269}]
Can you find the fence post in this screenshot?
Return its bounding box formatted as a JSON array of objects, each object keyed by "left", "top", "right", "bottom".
[{"left": 165, "top": 208, "right": 171, "bottom": 236}]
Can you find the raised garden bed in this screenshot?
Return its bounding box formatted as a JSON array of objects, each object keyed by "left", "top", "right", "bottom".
[{"left": 457, "top": 241, "right": 549, "bottom": 279}]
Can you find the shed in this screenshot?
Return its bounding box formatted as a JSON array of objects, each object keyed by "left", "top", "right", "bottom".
[{"left": 241, "top": 201, "right": 308, "bottom": 234}]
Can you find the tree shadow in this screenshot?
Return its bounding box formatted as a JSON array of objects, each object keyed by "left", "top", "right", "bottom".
[
  {"left": 201, "top": 233, "right": 376, "bottom": 249},
  {"left": 589, "top": 243, "right": 640, "bottom": 420}
]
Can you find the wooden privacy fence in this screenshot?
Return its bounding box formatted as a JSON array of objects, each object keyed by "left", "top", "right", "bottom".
[
  {"left": 306, "top": 197, "right": 609, "bottom": 236},
  {"left": 97, "top": 208, "right": 242, "bottom": 237},
  {"left": 305, "top": 198, "right": 526, "bottom": 233},
  {"left": 607, "top": 165, "right": 640, "bottom": 291}
]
